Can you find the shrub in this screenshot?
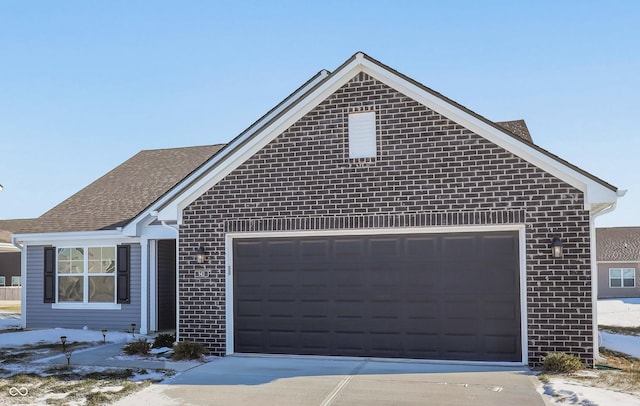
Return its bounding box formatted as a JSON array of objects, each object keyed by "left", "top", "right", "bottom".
[
  {"left": 172, "top": 341, "right": 204, "bottom": 360},
  {"left": 122, "top": 339, "right": 151, "bottom": 355},
  {"left": 153, "top": 333, "right": 176, "bottom": 349},
  {"left": 542, "top": 352, "right": 584, "bottom": 373}
]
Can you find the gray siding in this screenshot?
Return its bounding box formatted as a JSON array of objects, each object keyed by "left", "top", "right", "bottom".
[
  {"left": 26, "top": 244, "right": 141, "bottom": 330},
  {"left": 598, "top": 261, "right": 640, "bottom": 299}
]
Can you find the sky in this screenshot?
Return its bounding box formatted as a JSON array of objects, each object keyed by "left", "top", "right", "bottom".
[{"left": 0, "top": 1, "right": 638, "bottom": 227}]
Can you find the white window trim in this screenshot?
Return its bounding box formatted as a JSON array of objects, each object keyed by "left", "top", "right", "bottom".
[
  {"left": 55, "top": 244, "right": 119, "bottom": 307},
  {"left": 609, "top": 267, "right": 636, "bottom": 288}
]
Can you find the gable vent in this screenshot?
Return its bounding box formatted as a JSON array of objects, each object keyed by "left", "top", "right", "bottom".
[{"left": 348, "top": 111, "right": 376, "bottom": 159}]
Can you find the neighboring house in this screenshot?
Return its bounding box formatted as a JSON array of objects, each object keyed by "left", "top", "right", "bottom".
[
  {"left": 596, "top": 227, "right": 640, "bottom": 298},
  {"left": 6, "top": 52, "right": 622, "bottom": 368},
  {"left": 0, "top": 226, "right": 25, "bottom": 290}
]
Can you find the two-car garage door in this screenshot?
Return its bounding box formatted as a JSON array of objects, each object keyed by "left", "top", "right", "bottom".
[{"left": 232, "top": 230, "right": 522, "bottom": 362}]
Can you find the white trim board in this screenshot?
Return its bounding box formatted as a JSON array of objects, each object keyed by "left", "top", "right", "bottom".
[{"left": 225, "top": 224, "right": 528, "bottom": 365}]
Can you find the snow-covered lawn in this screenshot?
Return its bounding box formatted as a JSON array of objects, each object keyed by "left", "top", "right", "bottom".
[{"left": 544, "top": 298, "right": 640, "bottom": 405}]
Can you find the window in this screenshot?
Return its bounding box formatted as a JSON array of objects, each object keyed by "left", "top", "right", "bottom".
[
  {"left": 57, "top": 247, "right": 116, "bottom": 303},
  {"left": 348, "top": 111, "right": 376, "bottom": 158},
  {"left": 609, "top": 268, "right": 636, "bottom": 288},
  {"left": 0, "top": 276, "right": 4, "bottom": 286},
  {"left": 11, "top": 276, "right": 20, "bottom": 286}
]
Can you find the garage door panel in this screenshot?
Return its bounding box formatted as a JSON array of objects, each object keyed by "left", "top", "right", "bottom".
[{"left": 233, "top": 231, "right": 521, "bottom": 362}]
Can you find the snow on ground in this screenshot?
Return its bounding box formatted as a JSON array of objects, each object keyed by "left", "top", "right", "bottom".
[
  {"left": 544, "top": 378, "right": 640, "bottom": 405},
  {"left": 598, "top": 298, "right": 640, "bottom": 327},
  {"left": 0, "top": 312, "right": 21, "bottom": 330},
  {"left": 0, "top": 324, "right": 138, "bottom": 346},
  {"left": 600, "top": 331, "right": 640, "bottom": 359}
]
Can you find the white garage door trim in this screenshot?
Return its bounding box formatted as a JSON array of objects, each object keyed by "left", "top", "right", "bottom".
[{"left": 225, "top": 224, "right": 527, "bottom": 365}]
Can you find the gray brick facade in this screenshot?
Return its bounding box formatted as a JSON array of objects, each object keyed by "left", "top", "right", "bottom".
[{"left": 179, "top": 72, "right": 593, "bottom": 367}]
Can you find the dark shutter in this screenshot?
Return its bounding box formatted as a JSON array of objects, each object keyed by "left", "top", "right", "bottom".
[
  {"left": 117, "top": 245, "right": 131, "bottom": 304},
  {"left": 43, "top": 246, "right": 56, "bottom": 303}
]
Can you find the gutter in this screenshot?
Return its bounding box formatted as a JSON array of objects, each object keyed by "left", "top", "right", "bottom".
[{"left": 590, "top": 201, "right": 619, "bottom": 364}]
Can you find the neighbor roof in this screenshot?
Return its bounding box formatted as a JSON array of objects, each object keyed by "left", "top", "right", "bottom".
[
  {"left": 596, "top": 227, "right": 640, "bottom": 262},
  {"left": 496, "top": 120, "right": 533, "bottom": 143},
  {"left": 7, "top": 145, "right": 224, "bottom": 234},
  {"left": 0, "top": 219, "right": 37, "bottom": 242}
]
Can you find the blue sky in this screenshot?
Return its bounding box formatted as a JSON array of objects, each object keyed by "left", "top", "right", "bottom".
[{"left": 0, "top": 1, "right": 638, "bottom": 227}]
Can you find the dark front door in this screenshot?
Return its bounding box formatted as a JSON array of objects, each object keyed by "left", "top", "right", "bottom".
[
  {"left": 157, "top": 239, "right": 176, "bottom": 331},
  {"left": 233, "top": 231, "right": 521, "bottom": 362}
]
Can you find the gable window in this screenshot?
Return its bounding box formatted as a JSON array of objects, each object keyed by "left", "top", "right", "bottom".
[
  {"left": 11, "top": 276, "right": 20, "bottom": 286},
  {"left": 57, "top": 247, "right": 116, "bottom": 303},
  {"left": 609, "top": 268, "right": 636, "bottom": 288},
  {"left": 0, "top": 276, "right": 4, "bottom": 286},
  {"left": 348, "top": 111, "right": 377, "bottom": 158}
]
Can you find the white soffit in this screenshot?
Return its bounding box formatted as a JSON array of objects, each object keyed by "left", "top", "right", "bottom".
[{"left": 161, "top": 53, "right": 617, "bottom": 222}]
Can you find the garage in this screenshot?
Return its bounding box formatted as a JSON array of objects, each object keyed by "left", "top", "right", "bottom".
[{"left": 232, "top": 230, "right": 522, "bottom": 362}]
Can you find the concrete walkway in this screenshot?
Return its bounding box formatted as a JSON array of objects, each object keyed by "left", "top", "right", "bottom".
[{"left": 113, "top": 355, "right": 551, "bottom": 406}]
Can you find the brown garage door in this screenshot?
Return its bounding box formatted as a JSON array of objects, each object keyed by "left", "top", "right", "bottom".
[{"left": 233, "top": 231, "right": 521, "bottom": 362}]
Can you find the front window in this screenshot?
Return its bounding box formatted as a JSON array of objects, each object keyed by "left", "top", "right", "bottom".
[
  {"left": 609, "top": 268, "right": 636, "bottom": 288},
  {"left": 57, "top": 247, "right": 116, "bottom": 303}
]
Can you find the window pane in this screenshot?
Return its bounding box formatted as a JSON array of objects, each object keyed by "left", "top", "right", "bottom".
[
  {"left": 611, "top": 279, "right": 622, "bottom": 287},
  {"left": 89, "top": 276, "right": 114, "bottom": 303},
  {"left": 58, "top": 276, "right": 83, "bottom": 302},
  {"left": 71, "top": 248, "right": 84, "bottom": 261},
  {"left": 623, "top": 269, "right": 635, "bottom": 278},
  {"left": 610, "top": 269, "right": 622, "bottom": 278},
  {"left": 623, "top": 278, "right": 635, "bottom": 287},
  {"left": 58, "top": 248, "right": 70, "bottom": 261},
  {"left": 11, "top": 276, "right": 20, "bottom": 286},
  {"left": 89, "top": 246, "right": 116, "bottom": 273},
  {"left": 0, "top": 277, "right": 5, "bottom": 286},
  {"left": 69, "top": 260, "right": 84, "bottom": 273}
]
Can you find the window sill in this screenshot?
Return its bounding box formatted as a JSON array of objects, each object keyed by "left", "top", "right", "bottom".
[{"left": 51, "top": 303, "right": 122, "bottom": 310}]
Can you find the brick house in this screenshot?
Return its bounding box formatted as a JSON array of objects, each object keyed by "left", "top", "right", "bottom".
[{"left": 7, "top": 52, "right": 621, "bottom": 367}]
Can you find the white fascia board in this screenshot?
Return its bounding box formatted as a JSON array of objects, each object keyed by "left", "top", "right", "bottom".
[
  {"left": 161, "top": 59, "right": 366, "bottom": 223},
  {"left": 13, "top": 230, "right": 138, "bottom": 246},
  {"left": 359, "top": 62, "right": 618, "bottom": 209},
  {"left": 139, "top": 71, "right": 330, "bottom": 226}
]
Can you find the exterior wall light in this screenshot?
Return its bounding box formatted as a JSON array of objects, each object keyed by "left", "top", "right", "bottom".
[
  {"left": 196, "top": 246, "right": 207, "bottom": 264},
  {"left": 551, "top": 237, "right": 563, "bottom": 258}
]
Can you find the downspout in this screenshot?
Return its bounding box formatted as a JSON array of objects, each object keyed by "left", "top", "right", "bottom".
[{"left": 590, "top": 197, "right": 624, "bottom": 364}]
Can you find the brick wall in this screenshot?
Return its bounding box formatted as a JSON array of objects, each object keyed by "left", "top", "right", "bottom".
[{"left": 179, "top": 72, "right": 593, "bottom": 367}]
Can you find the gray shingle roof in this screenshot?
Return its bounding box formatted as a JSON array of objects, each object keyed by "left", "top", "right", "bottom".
[
  {"left": 596, "top": 227, "right": 640, "bottom": 261},
  {"left": 2, "top": 145, "right": 224, "bottom": 234},
  {"left": 496, "top": 120, "right": 533, "bottom": 143}
]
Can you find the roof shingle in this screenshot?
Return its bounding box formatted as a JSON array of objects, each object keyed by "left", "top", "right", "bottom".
[
  {"left": 596, "top": 227, "right": 640, "bottom": 261},
  {"left": 1, "top": 144, "right": 224, "bottom": 234}
]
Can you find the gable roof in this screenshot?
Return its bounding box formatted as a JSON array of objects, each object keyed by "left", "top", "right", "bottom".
[
  {"left": 155, "top": 52, "right": 620, "bottom": 223},
  {"left": 596, "top": 227, "right": 640, "bottom": 262},
  {"left": 7, "top": 145, "right": 224, "bottom": 235}
]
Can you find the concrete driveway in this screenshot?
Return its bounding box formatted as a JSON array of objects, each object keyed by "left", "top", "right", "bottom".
[{"left": 115, "top": 355, "right": 549, "bottom": 406}]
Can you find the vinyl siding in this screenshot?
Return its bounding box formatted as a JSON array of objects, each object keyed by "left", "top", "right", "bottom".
[
  {"left": 25, "top": 244, "right": 141, "bottom": 330},
  {"left": 597, "top": 261, "right": 640, "bottom": 299}
]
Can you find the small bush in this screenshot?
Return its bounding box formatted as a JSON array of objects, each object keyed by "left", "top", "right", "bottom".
[
  {"left": 123, "top": 339, "right": 151, "bottom": 355},
  {"left": 542, "top": 352, "right": 584, "bottom": 373},
  {"left": 172, "top": 341, "right": 204, "bottom": 360},
  {"left": 153, "top": 333, "right": 176, "bottom": 349}
]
